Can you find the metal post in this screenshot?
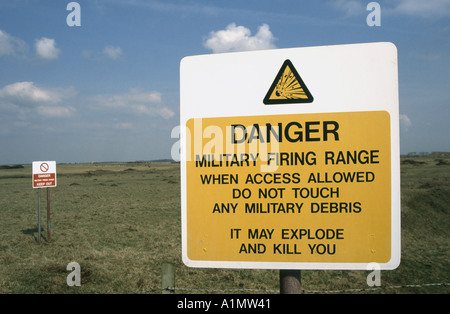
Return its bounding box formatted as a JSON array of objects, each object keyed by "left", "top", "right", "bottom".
[
  {"left": 280, "top": 270, "right": 302, "bottom": 294},
  {"left": 162, "top": 263, "right": 175, "bottom": 294},
  {"left": 47, "top": 188, "right": 51, "bottom": 242},
  {"left": 37, "top": 188, "right": 41, "bottom": 243}
]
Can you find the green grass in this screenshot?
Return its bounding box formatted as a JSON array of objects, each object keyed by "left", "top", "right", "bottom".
[{"left": 0, "top": 158, "right": 449, "bottom": 294}]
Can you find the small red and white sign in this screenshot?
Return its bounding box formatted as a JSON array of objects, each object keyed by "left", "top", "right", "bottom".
[{"left": 32, "top": 161, "right": 57, "bottom": 188}]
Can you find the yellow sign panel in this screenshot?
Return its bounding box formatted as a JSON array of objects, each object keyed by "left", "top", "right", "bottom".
[{"left": 185, "top": 111, "right": 391, "bottom": 264}]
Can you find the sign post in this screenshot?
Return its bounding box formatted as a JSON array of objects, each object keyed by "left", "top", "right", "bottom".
[
  {"left": 280, "top": 270, "right": 302, "bottom": 294},
  {"left": 32, "top": 161, "right": 57, "bottom": 243},
  {"left": 47, "top": 187, "right": 51, "bottom": 242},
  {"left": 180, "top": 43, "right": 400, "bottom": 274},
  {"left": 37, "top": 188, "right": 41, "bottom": 243}
]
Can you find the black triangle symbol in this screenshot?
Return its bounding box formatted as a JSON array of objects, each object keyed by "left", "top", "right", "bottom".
[{"left": 263, "top": 59, "right": 313, "bottom": 105}]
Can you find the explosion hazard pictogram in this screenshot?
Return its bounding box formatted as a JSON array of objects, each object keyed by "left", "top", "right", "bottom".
[{"left": 263, "top": 59, "right": 313, "bottom": 104}]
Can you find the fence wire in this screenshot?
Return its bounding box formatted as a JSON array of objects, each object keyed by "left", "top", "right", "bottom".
[{"left": 130, "top": 282, "right": 448, "bottom": 294}]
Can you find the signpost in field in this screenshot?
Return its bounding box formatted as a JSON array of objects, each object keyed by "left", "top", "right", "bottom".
[
  {"left": 180, "top": 43, "right": 400, "bottom": 291},
  {"left": 32, "top": 161, "right": 56, "bottom": 243}
]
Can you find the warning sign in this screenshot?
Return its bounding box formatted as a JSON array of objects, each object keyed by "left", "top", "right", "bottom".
[
  {"left": 263, "top": 59, "right": 313, "bottom": 104},
  {"left": 32, "top": 161, "right": 57, "bottom": 188},
  {"left": 180, "top": 42, "right": 400, "bottom": 270},
  {"left": 185, "top": 111, "right": 391, "bottom": 264}
]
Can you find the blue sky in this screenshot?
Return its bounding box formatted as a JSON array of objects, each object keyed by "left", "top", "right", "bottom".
[{"left": 0, "top": 0, "right": 449, "bottom": 164}]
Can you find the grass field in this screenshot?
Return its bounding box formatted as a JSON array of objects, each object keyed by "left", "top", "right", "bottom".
[{"left": 0, "top": 156, "right": 449, "bottom": 294}]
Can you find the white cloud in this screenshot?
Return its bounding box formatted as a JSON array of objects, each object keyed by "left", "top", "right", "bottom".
[
  {"left": 392, "top": 0, "right": 450, "bottom": 18},
  {"left": 156, "top": 107, "right": 177, "bottom": 119},
  {"left": 204, "top": 23, "right": 276, "bottom": 53},
  {"left": 35, "top": 37, "right": 60, "bottom": 60},
  {"left": 331, "top": 0, "right": 450, "bottom": 18},
  {"left": 102, "top": 45, "right": 123, "bottom": 60},
  {"left": 0, "top": 82, "right": 75, "bottom": 118},
  {"left": 0, "top": 81, "right": 57, "bottom": 105},
  {"left": 400, "top": 114, "right": 412, "bottom": 131},
  {"left": 36, "top": 105, "right": 75, "bottom": 118},
  {"left": 92, "top": 88, "right": 174, "bottom": 119},
  {"left": 114, "top": 122, "right": 134, "bottom": 130},
  {"left": 82, "top": 46, "right": 124, "bottom": 60},
  {"left": 331, "top": 0, "right": 366, "bottom": 17},
  {"left": 0, "top": 29, "right": 28, "bottom": 57}
]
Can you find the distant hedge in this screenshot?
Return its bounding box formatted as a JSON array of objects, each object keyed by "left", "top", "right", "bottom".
[{"left": 0, "top": 165, "right": 24, "bottom": 169}]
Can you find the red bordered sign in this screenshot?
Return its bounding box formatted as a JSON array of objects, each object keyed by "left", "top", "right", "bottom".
[{"left": 32, "top": 161, "right": 57, "bottom": 188}]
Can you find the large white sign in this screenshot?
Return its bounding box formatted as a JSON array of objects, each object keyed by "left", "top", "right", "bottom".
[{"left": 180, "top": 42, "right": 400, "bottom": 270}]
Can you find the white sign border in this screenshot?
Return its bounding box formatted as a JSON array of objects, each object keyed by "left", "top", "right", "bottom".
[{"left": 180, "top": 42, "right": 400, "bottom": 270}]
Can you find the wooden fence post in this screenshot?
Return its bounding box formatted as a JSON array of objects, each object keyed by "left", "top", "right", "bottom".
[
  {"left": 280, "top": 270, "right": 302, "bottom": 294},
  {"left": 162, "top": 263, "right": 175, "bottom": 294}
]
